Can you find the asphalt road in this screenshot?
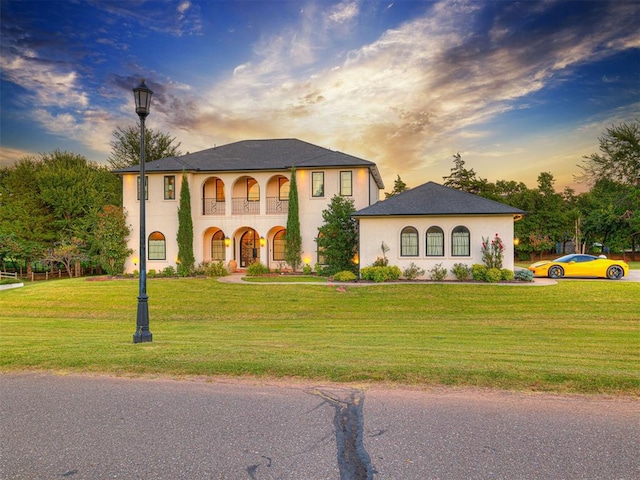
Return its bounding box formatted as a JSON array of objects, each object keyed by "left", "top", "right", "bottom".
[{"left": 1, "top": 373, "right": 638, "bottom": 480}]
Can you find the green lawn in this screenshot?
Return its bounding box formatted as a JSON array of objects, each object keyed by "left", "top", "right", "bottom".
[{"left": 1, "top": 277, "right": 638, "bottom": 395}]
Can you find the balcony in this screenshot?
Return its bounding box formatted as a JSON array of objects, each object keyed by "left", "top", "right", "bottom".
[
  {"left": 232, "top": 197, "right": 260, "bottom": 215},
  {"left": 203, "top": 199, "right": 225, "bottom": 215},
  {"left": 267, "top": 197, "right": 288, "bottom": 214}
]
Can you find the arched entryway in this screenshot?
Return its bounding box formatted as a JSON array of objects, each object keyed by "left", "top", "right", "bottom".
[{"left": 240, "top": 228, "right": 260, "bottom": 267}]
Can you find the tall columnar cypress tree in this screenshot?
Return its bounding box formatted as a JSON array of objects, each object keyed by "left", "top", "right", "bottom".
[
  {"left": 284, "top": 166, "right": 302, "bottom": 271},
  {"left": 177, "top": 173, "right": 195, "bottom": 275}
]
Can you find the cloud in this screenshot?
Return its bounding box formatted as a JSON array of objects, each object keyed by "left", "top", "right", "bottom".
[
  {"left": 166, "top": 0, "right": 638, "bottom": 188},
  {"left": 327, "top": 1, "right": 359, "bottom": 24},
  {"left": 3, "top": 0, "right": 638, "bottom": 190},
  {"left": 0, "top": 53, "right": 89, "bottom": 108}
]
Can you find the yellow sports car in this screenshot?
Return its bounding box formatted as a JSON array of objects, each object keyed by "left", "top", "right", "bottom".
[{"left": 528, "top": 254, "right": 629, "bottom": 280}]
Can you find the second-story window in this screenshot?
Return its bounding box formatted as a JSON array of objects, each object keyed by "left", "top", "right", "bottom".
[
  {"left": 340, "top": 171, "right": 352, "bottom": 196},
  {"left": 312, "top": 172, "right": 324, "bottom": 197},
  {"left": 279, "top": 177, "right": 290, "bottom": 200},
  {"left": 164, "top": 175, "right": 175, "bottom": 200},
  {"left": 215, "top": 178, "right": 225, "bottom": 201},
  {"left": 137, "top": 176, "right": 148, "bottom": 201},
  {"left": 247, "top": 178, "right": 259, "bottom": 201}
]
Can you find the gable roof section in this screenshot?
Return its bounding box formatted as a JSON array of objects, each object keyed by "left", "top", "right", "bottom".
[
  {"left": 353, "top": 182, "right": 525, "bottom": 217},
  {"left": 113, "top": 138, "right": 385, "bottom": 189}
]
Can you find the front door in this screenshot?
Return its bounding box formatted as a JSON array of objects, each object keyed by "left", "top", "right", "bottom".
[{"left": 240, "top": 229, "right": 259, "bottom": 267}]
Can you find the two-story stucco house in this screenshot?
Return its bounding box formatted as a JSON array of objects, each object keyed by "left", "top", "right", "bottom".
[
  {"left": 116, "top": 138, "right": 384, "bottom": 273},
  {"left": 117, "top": 138, "right": 525, "bottom": 278}
]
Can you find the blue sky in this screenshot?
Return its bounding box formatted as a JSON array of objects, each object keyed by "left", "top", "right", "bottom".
[{"left": 1, "top": 0, "right": 638, "bottom": 192}]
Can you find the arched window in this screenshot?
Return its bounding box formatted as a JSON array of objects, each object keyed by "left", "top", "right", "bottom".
[
  {"left": 400, "top": 227, "right": 419, "bottom": 257},
  {"left": 451, "top": 226, "right": 470, "bottom": 256},
  {"left": 247, "top": 178, "right": 259, "bottom": 201},
  {"left": 211, "top": 230, "right": 226, "bottom": 261},
  {"left": 426, "top": 226, "right": 444, "bottom": 256},
  {"left": 148, "top": 232, "right": 166, "bottom": 260},
  {"left": 278, "top": 178, "right": 290, "bottom": 200},
  {"left": 273, "top": 229, "right": 286, "bottom": 261}
]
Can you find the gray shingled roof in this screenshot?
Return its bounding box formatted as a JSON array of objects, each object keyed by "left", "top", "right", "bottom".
[
  {"left": 113, "top": 138, "right": 384, "bottom": 189},
  {"left": 353, "top": 182, "right": 525, "bottom": 216}
]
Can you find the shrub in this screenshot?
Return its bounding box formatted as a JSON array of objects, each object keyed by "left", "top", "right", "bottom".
[
  {"left": 333, "top": 270, "right": 357, "bottom": 282},
  {"left": 315, "top": 263, "right": 330, "bottom": 277},
  {"left": 177, "top": 262, "right": 193, "bottom": 277},
  {"left": 302, "top": 264, "right": 313, "bottom": 275},
  {"left": 481, "top": 234, "right": 505, "bottom": 269},
  {"left": 403, "top": 262, "right": 425, "bottom": 280},
  {"left": 147, "top": 269, "right": 157, "bottom": 278},
  {"left": 200, "top": 261, "right": 229, "bottom": 277},
  {"left": 428, "top": 263, "right": 448, "bottom": 281},
  {"left": 451, "top": 263, "right": 471, "bottom": 281},
  {"left": 360, "top": 266, "right": 401, "bottom": 282},
  {"left": 133, "top": 269, "right": 139, "bottom": 278},
  {"left": 500, "top": 269, "right": 515, "bottom": 281},
  {"left": 471, "top": 264, "right": 487, "bottom": 281},
  {"left": 485, "top": 267, "right": 502, "bottom": 283},
  {"left": 162, "top": 266, "right": 176, "bottom": 277},
  {"left": 372, "top": 256, "right": 389, "bottom": 267},
  {"left": 372, "top": 241, "right": 390, "bottom": 267},
  {"left": 514, "top": 269, "right": 534, "bottom": 282},
  {"left": 246, "top": 262, "right": 270, "bottom": 276}
]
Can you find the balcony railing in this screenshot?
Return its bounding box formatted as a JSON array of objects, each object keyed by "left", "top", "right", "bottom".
[
  {"left": 232, "top": 197, "right": 260, "bottom": 215},
  {"left": 203, "top": 199, "right": 225, "bottom": 215},
  {"left": 267, "top": 197, "right": 288, "bottom": 214}
]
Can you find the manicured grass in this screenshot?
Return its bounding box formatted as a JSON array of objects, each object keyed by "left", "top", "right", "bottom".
[{"left": 1, "top": 278, "right": 638, "bottom": 395}]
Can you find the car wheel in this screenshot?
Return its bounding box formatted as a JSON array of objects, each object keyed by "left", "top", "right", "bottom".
[
  {"left": 606, "top": 265, "right": 624, "bottom": 280},
  {"left": 548, "top": 265, "right": 564, "bottom": 279}
]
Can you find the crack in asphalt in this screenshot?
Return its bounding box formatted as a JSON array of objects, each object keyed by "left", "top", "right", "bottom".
[{"left": 309, "top": 388, "right": 376, "bottom": 480}]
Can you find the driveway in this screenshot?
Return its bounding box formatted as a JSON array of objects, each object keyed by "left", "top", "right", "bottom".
[{"left": 1, "top": 373, "right": 638, "bottom": 479}]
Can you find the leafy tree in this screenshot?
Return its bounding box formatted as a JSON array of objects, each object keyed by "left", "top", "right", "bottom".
[
  {"left": 45, "top": 238, "right": 86, "bottom": 278},
  {"left": 284, "top": 166, "right": 302, "bottom": 271},
  {"left": 107, "top": 125, "right": 183, "bottom": 169},
  {"left": 35, "top": 151, "right": 120, "bottom": 239},
  {"left": 442, "top": 153, "right": 489, "bottom": 194},
  {"left": 316, "top": 195, "right": 358, "bottom": 275},
  {"left": 93, "top": 205, "right": 133, "bottom": 276},
  {"left": 577, "top": 121, "right": 640, "bottom": 253},
  {"left": 0, "top": 158, "right": 55, "bottom": 274},
  {"left": 577, "top": 120, "right": 640, "bottom": 187},
  {"left": 385, "top": 175, "right": 408, "bottom": 198},
  {"left": 176, "top": 173, "right": 195, "bottom": 275},
  {"left": 577, "top": 179, "right": 636, "bottom": 253}
]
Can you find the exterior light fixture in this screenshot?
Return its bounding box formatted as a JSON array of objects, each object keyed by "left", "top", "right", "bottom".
[
  {"left": 259, "top": 236, "right": 266, "bottom": 247},
  {"left": 133, "top": 79, "right": 153, "bottom": 344},
  {"left": 224, "top": 236, "right": 231, "bottom": 247},
  {"left": 514, "top": 237, "right": 520, "bottom": 246}
]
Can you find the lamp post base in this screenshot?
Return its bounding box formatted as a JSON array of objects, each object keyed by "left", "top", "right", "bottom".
[
  {"left": 133, "top": 328, "right": 152, "bottom": 343},
  {"left": 133, "top": 295, "right": 153, "bottom": 343}
]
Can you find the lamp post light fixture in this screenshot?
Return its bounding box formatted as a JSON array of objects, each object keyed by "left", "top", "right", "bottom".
[{"left": 133, "top": 79, "right": 153, "bottom": 344}]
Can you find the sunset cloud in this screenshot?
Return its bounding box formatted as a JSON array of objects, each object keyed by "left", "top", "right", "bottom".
[{"left": 1, "top": 0, "right": 638, "bottom": 191}]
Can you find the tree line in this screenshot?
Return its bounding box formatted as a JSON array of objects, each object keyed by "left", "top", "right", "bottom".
[
  {"left": 440, "top": 122, "right": 639, "bottom": 259},
  {"left": 1, "top": 121, "right": 637, "bottom": 277},
  {"left": 0, "top": 126, "right": 181, "bottom": 276}
]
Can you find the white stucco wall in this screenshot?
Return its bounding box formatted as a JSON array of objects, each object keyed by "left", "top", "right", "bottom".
[
  {"left": 357, "top": 215, "right": 517, "bottom": 279},
  {"left": 122, "top": 166, "right": 381, "bottom": 273}
]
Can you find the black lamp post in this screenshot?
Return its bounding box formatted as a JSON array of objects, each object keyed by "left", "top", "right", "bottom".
[{"left": 133, "top": 79, "right": 153, "bottom": 343}]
